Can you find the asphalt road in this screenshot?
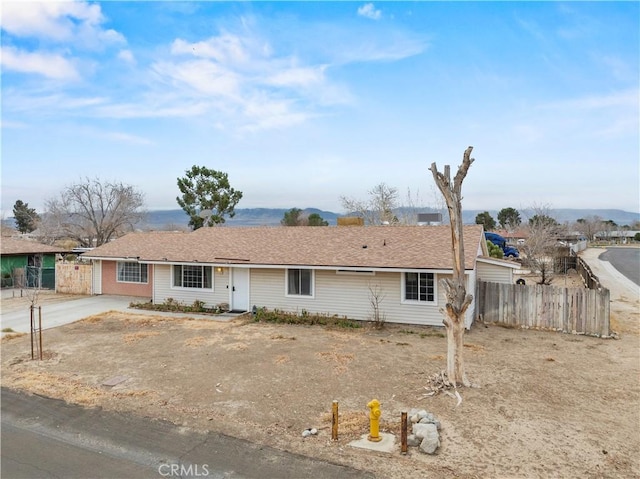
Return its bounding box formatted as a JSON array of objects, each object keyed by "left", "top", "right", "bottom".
[
  {"left": 598, "top": 247, "right": 640, "bottom": 286},
  {"left": 1, "top": 388, "right": 374, "bottom": 479}
]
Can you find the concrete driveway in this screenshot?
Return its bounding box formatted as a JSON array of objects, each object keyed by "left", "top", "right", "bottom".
[
  {"left": 1, "top": 294, "right": 133, "bottom": 333},
  {"left": 1, "top": 291, "right": 240, "bottom": 335}
]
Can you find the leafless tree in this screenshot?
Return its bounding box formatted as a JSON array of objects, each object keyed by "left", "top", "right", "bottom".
[
  {"left": 367, "top": 282, "right": 386, "bottom": 329},
  {"left": 573, "top": 215, "right": 604, "bottom": 242},
  {"left": 41, "top": 177, "right": 146, "bottom": 247},
  {"left": 429, "top": 146, "right": 474, "bottom": 387},
  {"left": 520, "top": 204, "right": 565, "bottom": 285},
  {"left": 340, "top": 182, "right": 399, "bottom": 225}
]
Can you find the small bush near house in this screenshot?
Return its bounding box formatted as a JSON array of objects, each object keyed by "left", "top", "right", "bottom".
[
  {"left": 399, "top": 328, "right": 446, "bottom": 338},
  {"left": 129, "top": 298, "right": 224, "bottom": 314},
  {"left": 252, "top": 307, "right": 361, "bottom": 329}
]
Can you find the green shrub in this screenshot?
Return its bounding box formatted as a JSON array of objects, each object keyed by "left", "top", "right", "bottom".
[
  {"left": 252, "top": 308, "right": 361, "bottom": 329},
  {"left": 129, "top": 298, "right": 221, "bottom": 314}
]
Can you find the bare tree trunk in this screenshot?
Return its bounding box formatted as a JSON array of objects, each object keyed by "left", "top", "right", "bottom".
[{"left": 429, "top": 146, "right": 475, "bottom": 387}]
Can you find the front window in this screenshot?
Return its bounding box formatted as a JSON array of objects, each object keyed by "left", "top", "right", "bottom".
[
  {"left": 404, "top": 272, "right": 435, "bottom": 302},
  {"left": 117, "top": 262, "right": 148, "bottom": 283},
  {"left": 287, "top": 269, "right": 313, "bottom": 296},
  {"left": 173, "top": 265, "right": 212, "bottom": 289}
]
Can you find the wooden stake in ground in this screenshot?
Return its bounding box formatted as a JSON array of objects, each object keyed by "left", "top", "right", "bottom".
[{"left": 429, "top": 146, "right": 475, "bottom": 387}]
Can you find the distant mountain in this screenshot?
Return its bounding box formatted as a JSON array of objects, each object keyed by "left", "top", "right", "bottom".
[
  {"left": 139, "top": 207, "right": 640, "bottom": 230},
  {"left": 463, "top": 208, "right": 640, "bottom": 227},
  {"left": 3, "top": 207, "right": 637, "bottom": 232},
  {"left": 141, "top": 208, "right": 341, "bottom": 229}
]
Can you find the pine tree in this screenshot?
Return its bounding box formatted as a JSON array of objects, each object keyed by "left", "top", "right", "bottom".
[{"left": 13, "top": 200, "right": 40, "bottom": 233}]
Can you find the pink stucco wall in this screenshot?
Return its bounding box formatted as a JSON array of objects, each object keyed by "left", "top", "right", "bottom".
[{"left": 101, "top": 261, "right": 153, "bottom": 298}]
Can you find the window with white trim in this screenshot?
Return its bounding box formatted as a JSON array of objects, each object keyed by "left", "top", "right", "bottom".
[
  {"left": 173, "top": 265, "right": 212, "bottom": 289},
  {"left": 404, "top": 272, "right": 435, "bottom": 302},
  {"left": 117, "top": 262, "right": 148, "bottom": 283},
  {"left": 287, "top": 269, "right": 313, "bottom": 296}
]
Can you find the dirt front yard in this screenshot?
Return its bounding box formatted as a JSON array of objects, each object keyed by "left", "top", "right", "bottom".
[{"left": 2, "top": 272, "right": 639, "bottom": 478}]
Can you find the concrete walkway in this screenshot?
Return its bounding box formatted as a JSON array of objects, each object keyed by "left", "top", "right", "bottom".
[{"left": 579, "top": 247, "right": 640, "bottom": 301}]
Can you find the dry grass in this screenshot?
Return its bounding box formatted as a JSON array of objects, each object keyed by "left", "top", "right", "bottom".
[
  {"left": 123, "top": 315, "right": 175, "bottom": 327},
  {"left": 13, "top": 371, "right": 98, "bottom": 406},
  {"left": 315, "top": 350, "right": 355, "bottom": 374},
  {"left": 320, "top": 409, "right": 368, "bottom": 437},
  {"left": 7, "top": 370, "right": 154, "bottom": 407},
  {"left": 184, "top": 336, "right": 207, "bottom": 348},
  {"left": 79, "top": 312, "right": 111, "bottom": 324},
  {"left": 610, "top": 312, "right": 638, "bottom": 336},
  {"left": 1, "top": 333, "right": 27, "bottom": 341},
  {"left": 270, "top": 334, "right": 297, "bottom": 341},
  {"left": 122, "top": 331, "right": 161, "bottom": 344},
  {"left": 463, "top": 343, "right": 486, "bottom": 352},
  {"left": 274, "top": 354, "right": 291, "bottom": 364},
  {"left": 222, "top": 342, "right": 248, "bottom": 351}
]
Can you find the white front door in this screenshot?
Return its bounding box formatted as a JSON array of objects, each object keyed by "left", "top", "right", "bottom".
[{"left": 231, "top": 268, "right": 249, "bottom": 312}]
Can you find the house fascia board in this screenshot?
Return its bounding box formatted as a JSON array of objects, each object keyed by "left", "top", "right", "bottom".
[
  {"left": 83, "top": 255, "right": 144, "bottom": 262},
  {"left": 92, "top": 256, "right": 470, "bottom": 274}
]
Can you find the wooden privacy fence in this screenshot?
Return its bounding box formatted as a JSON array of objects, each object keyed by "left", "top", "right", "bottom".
[
  {"left": 56, "top": 263, "right": 92, "bottom": 295},
  {"left": 476, "top": 281, "right": 611, "bottom": 337}
]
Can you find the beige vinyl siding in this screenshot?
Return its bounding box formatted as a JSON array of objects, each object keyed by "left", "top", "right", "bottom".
[
  {"left": 250, "top": 268, "right": 448, "bottom": 326},
  {"left": 92, "top": 259, "right": 102, "bottom": 295},
  {"left": 153, "top": 264, "right": 230, "bottom": 308},
  {"left": 476, "top": 261, "right": 513, "bottom": 284}
]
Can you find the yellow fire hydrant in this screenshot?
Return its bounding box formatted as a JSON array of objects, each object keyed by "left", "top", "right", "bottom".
[{"left": 367, "top": 399, "right": 382, "bottom": 442}]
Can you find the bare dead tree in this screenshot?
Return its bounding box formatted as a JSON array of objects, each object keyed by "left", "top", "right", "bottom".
[
  {"left": 367, "top": 282, "right": 386, "bottom": 329},
  {"left": 340, "top": 182, "right": 399, "bottom": 225},
  {"left": 429, "top": 146, "right": 475, "bottom": 387},
  {"left": 521, "top": 204, "right": 564, "bottom": 285},
  {"left": 396, "top": 187, "right": 424, "bottom": 224},
  {"left": 42, "top": 177, "right": 146, "bottom": 247}
]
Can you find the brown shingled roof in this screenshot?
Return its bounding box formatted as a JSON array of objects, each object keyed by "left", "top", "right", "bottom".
[
  {"left": 1, "top": 237, "right": 69, "bottom": 255},
  {"left": 84, "top": 225, "right": 485, "bottom": 270}
]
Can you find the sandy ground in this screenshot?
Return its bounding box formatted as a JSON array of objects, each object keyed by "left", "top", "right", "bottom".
[{"left": 1, "top": 251, "right": 639, "bottom": 479}]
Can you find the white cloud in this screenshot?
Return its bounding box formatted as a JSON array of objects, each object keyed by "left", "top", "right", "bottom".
[
  {"left": 94, "top": 100, "right": 211, "bottom": 120},
  {"left": 0, "top": 120, "right": 28, "bottom": 129},
  {"left": 2, "top": 89, "right": 108, "bottom": 114},
  {"left": 0, "top": 46, "right": 80, "bottom": 80},
  {"left": 151, "top": 59, "right": 241, "bottom": 98},
  {"left": 171, "top": 34, "right": 250, "bottom": 64},
  {"left": 148, "top": 31, "right": 344, "bottom": 131},
  {"left": 358, "top": 3, "right": 382, "bottom": 20},
  {"left": 117, "top": 49, "right": 136, "bottom": 64},
  {"left": 1, "top": 1, "right": 124, "bottom": 47},
  {"left": 239, "top": 95, "right": 312, "bottom": 132},
  {"left": 266, "top": 65, "right": 327, "bottom": 88}
]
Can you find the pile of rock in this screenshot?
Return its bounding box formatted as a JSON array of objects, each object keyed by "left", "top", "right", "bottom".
[{"left": 406, "top": 409, "right": 441, "bottom": 454}]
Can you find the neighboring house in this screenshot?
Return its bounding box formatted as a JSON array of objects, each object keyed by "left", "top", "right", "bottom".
[
  {"left": 82, "top": 225, "right": 518, "bottom": 328},
  {"left": 594, "top": 230, "right": 639, "bottom": 243},
  {"left": 492, "top": 229, "right": 528, "bottom": 246},
  {"left": 475, "top": 256, "right": 521, "bottom": 284},
  {"left": 0, "top": 237, "right": 68, "bottom": 288}
]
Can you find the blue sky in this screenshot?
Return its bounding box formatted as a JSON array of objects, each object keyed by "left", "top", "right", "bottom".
[{"left": 1, "top": 1, "right": 639, "bottom": 217}]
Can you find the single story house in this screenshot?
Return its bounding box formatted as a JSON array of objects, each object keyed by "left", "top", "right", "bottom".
[
  {"left": 0, "top": 237, "right": 68, "bottom": 288},
  {"left": 594, "top": 230, "right": 639, "bottom": 243},
  {"left": 82, "top": 225, "right": 519, "bottom": 328}
]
